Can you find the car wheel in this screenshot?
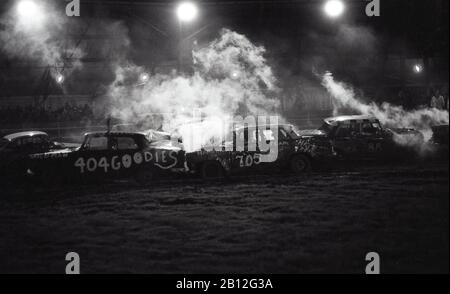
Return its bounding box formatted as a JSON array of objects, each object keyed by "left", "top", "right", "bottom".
[
  {"left": 134, "top": 168, "right": 154, "bottom": 185},
  {"left": 290, "top": 154, "right": 311, "bottom": 174},
  {"left": 201, "top": 161, "right": 225, "bottom": 180}
]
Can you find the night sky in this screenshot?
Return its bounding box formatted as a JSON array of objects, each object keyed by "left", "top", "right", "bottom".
[{"left": 0, "top": 0, "right": 448, "bottom": 98}]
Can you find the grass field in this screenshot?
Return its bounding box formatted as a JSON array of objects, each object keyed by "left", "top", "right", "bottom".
[{"left": 0, "top": 163, "right": 448, "bottom": 274}]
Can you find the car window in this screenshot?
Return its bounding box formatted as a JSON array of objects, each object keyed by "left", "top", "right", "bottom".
[
  {"left": 335, "top": 125, "right": 351, "bottom": 138},
  {"left": 147, "top": 131, "right": 171, "bottom": 142},
  {"left": 319, "top": 123, "right": 333, "bottom": 135},
  {"left": 114, "top": 137, "right": 139, "bottom": 150},
  {"left": 21, "top": 137, "right": 34, "bottom": 146},
  {"left": 12, "top": 138, "right": 22, "bottom": 147},
  {"left": 277, "top": 128, "right": 288, "bottom": 141},
  {"left": 361, "top": 122, "right": 381, "bottom": 136},
  {"left": 32, "top": 135, "right": 47, "bottom": 145},
  {"left": 17, "top": 136, "right": 41, "bottom": 150},
  {"left": 284, "top": 125, "right": 300, "bottom": 139},
  {"left": 84, "top": 136, "right": 108, "bottom": 150}
]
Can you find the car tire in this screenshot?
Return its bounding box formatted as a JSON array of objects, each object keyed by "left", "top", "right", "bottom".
[
  {"left": 201, "top": 161, "right": 225, "bottom": 180},
  {"left": 134, "top": 168, "right": 154, "bottom": 185},
  {"left": 290, "top": 154, "right": 311, "bottom": 174}
]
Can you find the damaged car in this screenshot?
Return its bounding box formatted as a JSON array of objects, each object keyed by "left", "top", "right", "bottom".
[
  {"left": 305, "top": 115, "right": 424, "bottom": 161},
  {"left": 185, "top": 115, "right": 427, "bottom": 179},
  {"left": 0, "top": 131, "right": 66, "bottom": 181},
  {"left": 185, "top": 123, "right": 335, "bottom": 179},
  {"left": 25, "top": 131, "right": 185, "bottom": 186}
]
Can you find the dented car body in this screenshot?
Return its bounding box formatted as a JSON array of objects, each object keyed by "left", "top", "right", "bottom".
[
  {"left": 186, "top": 124, "right": 334, "bottom": 178},
  {"left": 309, "top": 115, "right": 423, "bottom": 161},
  {"left": 0, "top": 131, "right": 67, "bottom": 180},
  {"left": 185, "top": 115, "right": 426, "bottom": 178}
]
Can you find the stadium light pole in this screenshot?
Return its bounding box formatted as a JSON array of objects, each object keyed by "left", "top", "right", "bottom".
[
  {"left": 324, "top": 0, "right": 345, "bottom": 18},
  {"left": 15, "top": 0, "right": 46, "bottom": 30},
  {"left": 176, "top": 2, "right": 199, "bottom": 72}
]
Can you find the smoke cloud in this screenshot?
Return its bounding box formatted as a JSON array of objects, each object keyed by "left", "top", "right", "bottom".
[
  {"left": 0, "top": 0, "right": 84, "bottom": 78},
  {"left": 104, "top": 29, "right": 281, "bottom": 151},
  {"left": 321, "top": 72, "right": 449, "bottom": 151}
]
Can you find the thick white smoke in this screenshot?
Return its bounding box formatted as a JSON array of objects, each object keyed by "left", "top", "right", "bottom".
[
  {"left": 105, "top": 29, "right": 281, "bottom": 151},
  {"left": 0, "top": 0, "right": 84, "bottom": 78},
  {"left": 321, "top": 72, "right": 449, "bottom": 148}
]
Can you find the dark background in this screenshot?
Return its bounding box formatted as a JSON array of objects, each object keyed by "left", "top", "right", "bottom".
[{"left": 0, "top": 0, "right": 448, "bottom": 103}]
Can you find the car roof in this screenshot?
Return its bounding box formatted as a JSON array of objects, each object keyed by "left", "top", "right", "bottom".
[
  {"left": 145, "top": 129, "right": 171, "bottom": 135},
  {"left": 324, "top": 115, "right": 379, "bottom": 125},
  {"left": 3, "top": 131, "right": 48, "bottom": 141},
  {"left": 84, "top": 131, "right": 145, "bottom": 137},
  {"left": 235, "top": 124, "right": 294, "bottom": 131}
]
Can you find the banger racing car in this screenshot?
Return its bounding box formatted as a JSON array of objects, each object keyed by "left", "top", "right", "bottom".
[
  {"left": 186, "top": 123, "right": 334, "bottom": 179},
  {"left": 302, "top": 115, "right": 424, "bottom": 161},
  {"left": 26, "top": 131, "right": 185, "bottom": 185},
  {"left": 0, "top": 131, "right": 66, "bottom": 180},
  {"left": 185, "top": 115, "right": 426, "bottom": 178}
]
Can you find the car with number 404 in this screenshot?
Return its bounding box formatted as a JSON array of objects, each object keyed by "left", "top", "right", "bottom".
[{"left": 26, "top": 131, "right": 185, "bottom": 185}]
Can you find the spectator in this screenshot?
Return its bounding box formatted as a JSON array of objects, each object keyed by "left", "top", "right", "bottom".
[{"left": 430, "top": 90, "right": 446, "bottom": 110}]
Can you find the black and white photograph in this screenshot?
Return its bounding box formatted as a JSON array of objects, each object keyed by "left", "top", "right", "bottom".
[{"left": 0, "top": 0, "right": 448, "bottom": 279}]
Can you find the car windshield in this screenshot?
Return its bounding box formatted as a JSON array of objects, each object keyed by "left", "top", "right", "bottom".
[
  {"left": 318, "top": 122, "right": 333, "bottom": 135},
  {"left": 284, "top": 125, "right": 301, "bottom": 139},
  {"left": 83, "top": 136, "right": 108, "bottom": 150},
  {"left": 147, "top": 130, "right": 171, "bottom": 141},
  {"left": 0, "top": 138, "right": 9, "bottom": 151}
]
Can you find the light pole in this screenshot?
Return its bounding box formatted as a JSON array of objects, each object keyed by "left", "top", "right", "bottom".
[{"left": 176, "top": 2, "right": 199, "bottom": 72}]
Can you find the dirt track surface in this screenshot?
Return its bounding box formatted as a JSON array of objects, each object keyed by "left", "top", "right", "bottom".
[{"left": 0, "top": 163, "right": 448, "bottom": 274}]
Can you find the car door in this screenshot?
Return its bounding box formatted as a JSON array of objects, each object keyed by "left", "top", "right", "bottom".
[
  {"left": 73, "top": 134, "right": 112, "bottom": 178},
  {"left": 358, "top": 121, "right": 385, "bottom": 159},
  {"left": 231, "top": 127, "right": 279, "bottom": 173},
  {"left": 110, "top": 135, "right": 142, "bottom": 177},
  {"left": 332, "top": 122, "right": 361, "bottom": 159},
  {"left": 230, "top": 127, "right": 256, "bottom": 172}
]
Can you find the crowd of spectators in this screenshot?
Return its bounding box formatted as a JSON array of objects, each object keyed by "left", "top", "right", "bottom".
[
  {"left": 0, "top": 85, "right": 448, "bottom": 127},
  {"left": 0, "top": 103, "right": 97, "bottom": 125},
  {"left": 396, "top": 86, "right": 449, "bottom": 110}
]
